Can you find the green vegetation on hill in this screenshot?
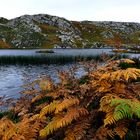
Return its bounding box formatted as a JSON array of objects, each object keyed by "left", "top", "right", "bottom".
[
  {"left": 0, "top": 14, "right": 140, "bottom": 49},
  {"left": 39, "top": 24, "right": 61, "bottom": 48}
]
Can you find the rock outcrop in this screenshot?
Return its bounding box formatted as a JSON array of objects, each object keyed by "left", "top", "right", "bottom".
[{"left": 0, "top": 14, "right": 140, "bottom": 48}]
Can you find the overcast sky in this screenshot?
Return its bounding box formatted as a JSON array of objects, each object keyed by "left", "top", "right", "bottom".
[{"left": 0, "top": 0, "right": 140, "bottom": 22}]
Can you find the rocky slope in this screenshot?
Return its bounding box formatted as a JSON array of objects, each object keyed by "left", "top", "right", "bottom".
[{"left": 0, "top": 14, "right": 140, "bottom": 49}]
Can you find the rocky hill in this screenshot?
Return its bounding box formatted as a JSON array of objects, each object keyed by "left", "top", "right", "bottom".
[{"left": 0, "top": 14, "right": 140, "bottom": 49}]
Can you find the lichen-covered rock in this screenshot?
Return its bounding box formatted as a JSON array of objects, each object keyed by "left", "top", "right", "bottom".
[
  {"left": 0, "top": 14, "right": 140, "bottom": 49},
  {"left": 100, "top": 31, "right": 114, "bottom": 39}
]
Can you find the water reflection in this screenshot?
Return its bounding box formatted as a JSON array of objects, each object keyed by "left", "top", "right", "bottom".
[
  {"left": 0, "top": 63, "right": 86, "bottom": 99},
  {"left": 0, "top": 48, "right": 140, "bottom": 99}
]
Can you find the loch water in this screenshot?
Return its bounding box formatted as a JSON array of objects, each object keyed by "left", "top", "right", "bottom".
[{"left": 0, "top": 49, "right": 139, "bottom": 99}]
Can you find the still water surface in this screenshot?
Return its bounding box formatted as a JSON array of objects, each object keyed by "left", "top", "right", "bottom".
[
  {"left": 0, "top": 49, "right": 112, "bottom": 56},
  {"left": 0, "top": 49, "right": 139, "bottom": 99},
  {"left": 0, "top": 63, "right": 85, "bottom": 99}
]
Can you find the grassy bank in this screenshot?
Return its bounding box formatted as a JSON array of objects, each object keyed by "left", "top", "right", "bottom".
[{"left": 0, "top": 54, "right": 128, "bottom": 65}]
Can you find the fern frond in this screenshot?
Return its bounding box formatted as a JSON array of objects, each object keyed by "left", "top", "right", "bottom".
[
  {"left": 59, "top": 108, "right": 88, "bottom": 127},
  {"left": 39, "top": 115, "right": 63, "bottom": 138},
  {"left": 114, "top": 121, "right": 128, "bottom": 139},
  {"left": 31, "top": 92, "right": 48, "bottom": 103},
  {"left": 39, "top": 108, "right": 88, "bottom": 138},
  {"left": 99, "top": 94, "right": 114, "bottom": 111},
  {"left": 48, "top": 89, "right": 71, "bottom": 99},
  {"left": 39, "top": 78, "right": 54, "bottom": 91},
  {"left": 114, "top": 82, "right": 126, "bottom": 94},
  {"left": 111, "top": 98, "right": 140, "bottom": 120},
  {"left": 93, "top": 126, "right": 114, "bottom": 140},
  {"left": 121, "top": 59, "right": 135, "bottom": 64},
  {"left": 55, "top": 98, "right": 79, "bottom": 114},
  {"left": 94, "top": 123, "right": 128, "bottom": 140},
  {"left": 0, "top": 118, "right": 15, "bottom": 137},
  {"left": 35, "top": 102, "right": 49, "bottom": 111},
  {"left": 105, "top": 59, "right": 134, "bottom": 69},
  {"left": 21, "top": 89, "right": 39, "bottom": 95},
  {"left": 39, "top": 100, "right": 60, "bottom": 118},
  {"left": 104, "top": 112, "right": 116, "bottom": 126},
  {"left": 58, "top": 71, "right": 71, "bottom": 86},
  {"left": 100, "top": 68, "right": 140, "bottom": 82},
  {"left": 64, "top": 120, "right": 90, "bottom": 140},
  {"left": 0, "top": 114, "right": 46, "bottom": 140},
  {"left": 0, "top": 118, "right": 29, "bottom": 140},
  {"left": 100, "top": 94, "right": 140, "bottom": 126}
]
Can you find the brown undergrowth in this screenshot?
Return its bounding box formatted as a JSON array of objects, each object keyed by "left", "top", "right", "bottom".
[{"left": 1, "top": 58, "right": 140, "bottom": 140}]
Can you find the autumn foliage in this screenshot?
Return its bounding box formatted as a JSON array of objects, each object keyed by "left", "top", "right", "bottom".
[
  {"left": 1, "top": 58, "right": 140, "bottom": 140},
  {"left": 105, "top": 37, "right": 122, "bottom": 50},
  {"left": 0, "top": 40, "right": 11, "bottom": 48}
]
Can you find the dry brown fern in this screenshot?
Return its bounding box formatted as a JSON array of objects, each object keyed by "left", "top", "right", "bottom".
[
  {"left": 39, "top": 108, "right": 88, "bottom": 138},
  {"left": 0, "top": 115, "right": 46, "bottom": 140},
  {"left": 1, "top": 58, "right": 140, "bottom": 140},
  {"left": 64, "top": 120, "right": 90, "bottom": 140}
]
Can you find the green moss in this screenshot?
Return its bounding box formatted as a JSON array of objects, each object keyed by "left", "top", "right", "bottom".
[
  {"left": 75, "top": 22, "right": 111, "bottom": 44},
  {"left": 73, "top": 21, "right": 140, "bottom": 48},
  {"left": 42, "top": 34, "right": 61, "bottom": 49},
  {"left": 37, "top": 23, "right": 61, "bottom": 48},
  {"left": 0, "top": 25, "right": 18, "bottom": 47},
  {"left": 128, "top": 31, "right": 140, "bottom": 45},
  {"left": 39, "top": 24, "right": 59, "bottom": 34},
  {"left": 74, "top": 39, "right": 83, "bottom": 48}
]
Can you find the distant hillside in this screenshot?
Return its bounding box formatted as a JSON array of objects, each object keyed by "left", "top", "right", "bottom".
[{"left": 0, "top": 14, "right": 140, "bottom": 49}]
